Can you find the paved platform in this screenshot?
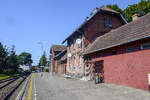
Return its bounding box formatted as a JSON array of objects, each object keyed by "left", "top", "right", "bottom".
[{"left": 26, "top": 72, "right": 150, "bottom": 100}]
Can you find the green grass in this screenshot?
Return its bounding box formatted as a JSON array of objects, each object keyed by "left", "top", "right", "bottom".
[{"left": 0, "top": 74, "right": 18, "bottom": 80}]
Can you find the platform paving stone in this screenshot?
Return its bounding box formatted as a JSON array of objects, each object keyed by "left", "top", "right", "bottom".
[{"left": 29, "top": 72, "right": 150, "bottom": 100}]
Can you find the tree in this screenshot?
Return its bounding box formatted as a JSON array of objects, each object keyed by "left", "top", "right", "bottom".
[
  {"left": 106, "top": 0, "right": 150, "bottom": 22},
  {"left": 39, "top": 51, "right": 47, "bottom": 66},
  {"left": 0, "top": 42, "right": 8, "bottom": 73},
  {"left": 123, "top": 0, "right": 150, "bottom": 22},
  {"left": 6, "top": 46, "right": 19, "bottom": 74},
  {"left": 17, "top": 52, "right": 33, "bottom": 66},
  {"left": 106, "top": 4, "right": 123, "bottom": 14}
]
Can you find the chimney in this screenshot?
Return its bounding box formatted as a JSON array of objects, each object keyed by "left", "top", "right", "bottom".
[{"left": 132, "top": 13, "right": 139, "bottom": 21}]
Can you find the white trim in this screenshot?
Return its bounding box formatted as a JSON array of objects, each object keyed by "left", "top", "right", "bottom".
[{"left": 148, "top": 74, "right": 150, "bottom": 85}]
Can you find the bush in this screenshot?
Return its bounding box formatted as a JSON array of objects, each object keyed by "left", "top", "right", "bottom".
[{"left": 44, "top": 68, "right": 49, "bottom": 72}]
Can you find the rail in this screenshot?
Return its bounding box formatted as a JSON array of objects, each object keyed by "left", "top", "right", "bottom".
[{"left": 0, "top": 75, "right": 28, "bottom": 100}]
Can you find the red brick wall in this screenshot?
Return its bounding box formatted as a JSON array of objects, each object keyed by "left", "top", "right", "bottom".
[
  {"left": 56, "top": 63, "right": 66, "bottom": 74},
  {"left": 51, "top": 51, "right": 56, "bottom": 72},
  {"left": 102, "top": 49, "right": 150, "bottom": 91},
  {"left": 89, "top": 40, "right": 150, "bottom": 91},
  {"left": 84, "top": 13, "right": 124, "bottom": 47}
]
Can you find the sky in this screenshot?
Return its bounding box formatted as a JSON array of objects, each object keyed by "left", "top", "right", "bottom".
[{"left": 0, "top": 0, "right": 141, "bottom": 65}]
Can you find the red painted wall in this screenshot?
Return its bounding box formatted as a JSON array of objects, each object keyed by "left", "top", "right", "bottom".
[
  {"left": 92, "top": 48, "right": 150, "bottom": 91},
  {"left": 104, "top": 49, "right": 150, "bottom": 91},
  {"left": 88, "top": 39, "right": 150, "bottom": 91}
]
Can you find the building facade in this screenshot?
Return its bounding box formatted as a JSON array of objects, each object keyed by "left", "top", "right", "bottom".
[
  {"left": 50, "top": 45, "right": 66, "bottom": 73},
  {"left": 84, "top": 13, "right": 150, "bottom": 91},
  {"left": 54, "top": 49, "right": 67, "bottom": 74},
  {"left": 62, "top": 7, "right": 127, "bottom": 77}
]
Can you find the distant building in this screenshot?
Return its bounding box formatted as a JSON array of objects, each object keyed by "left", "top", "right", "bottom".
[
  {"left": 19, "top": 65, "right": 30, "bottom": 71},
  {"left": 50, "top": 45, "right": 66, "bottom": 73},
  {"left": 54, "top": 49, "right": 67, "bottom": 74}
]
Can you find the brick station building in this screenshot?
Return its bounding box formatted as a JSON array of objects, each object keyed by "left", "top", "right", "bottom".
[
  {"left": 62, "top": 6, "right": 127, "bottom": 77},
  {"left": 50, "top": 45, "right": 66, "bottom": 73},
  {"left": 84, "top": 13, "right": 150, "bottom": 91},
  {"left": 54, "top": 49, "right": 67, "bottom": 74}
]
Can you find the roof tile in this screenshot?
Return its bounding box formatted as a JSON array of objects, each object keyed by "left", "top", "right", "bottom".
[{"left": 84, "top": 13, "right": 150, "bottom": 54}]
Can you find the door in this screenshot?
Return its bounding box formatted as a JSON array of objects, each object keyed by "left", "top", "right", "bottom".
[{"left": 94, "top": 60, "right": 104, "bottom": 83}]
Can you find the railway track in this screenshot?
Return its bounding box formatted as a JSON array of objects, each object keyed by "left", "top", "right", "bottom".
[{"left": 0, "top": 75, "right": 27, "bottom": 100}]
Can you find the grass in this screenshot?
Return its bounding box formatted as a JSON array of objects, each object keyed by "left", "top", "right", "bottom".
[{"left": 0, "top": 74, "right": 18, "bottom": 80}]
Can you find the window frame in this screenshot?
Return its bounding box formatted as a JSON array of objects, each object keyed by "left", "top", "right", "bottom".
[
  {"left": 141, "top": 42, "right": 150, "bottom": 50},
  {"left": 108, "top": 17, "right": 112, "bottom": 28},
  {"left": 126, "top": 46, "right": 137, "bottom": 53},
  {"left": 104, "top": 16, "right": 106, "bottom": 27},
  {"left": 111, "top": 51, "right": 117, "bottom": 55}
]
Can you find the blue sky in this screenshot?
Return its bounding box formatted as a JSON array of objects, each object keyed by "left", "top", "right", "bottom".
[{"left": 0, "top": 0, "right": 141, "bottom": 65}]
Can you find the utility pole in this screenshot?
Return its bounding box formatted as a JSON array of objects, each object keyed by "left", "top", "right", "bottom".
[{"left": 37, "top": 41, "right": 48, "bottom": 70}]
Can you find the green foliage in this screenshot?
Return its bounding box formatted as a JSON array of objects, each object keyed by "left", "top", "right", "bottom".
[
  {"left": 0, "top": 42, "right": 33, "bottom": 74},
  {"left": 39, "top": 51, "right": 47, "bottom": 66},
  {"left": 6, "top": 46, "right": 19, "bottom": 74},
  {"left": 0, "top": 42, "right": 8, "bottom": 73},
  {"left": 0, "top": 74, "right": 18, "bottom": 79},
  {"left": 106, "top": 0, "right": 150, "bottom": 22},
  {"left": 30, "top": 66, "right": 36, "bottom": 71},
  {"left": 124, "top": 0, "right": 150, "bottom": 22},
  {"left": 17, "top": 52, "right": 33, "bottom": 66},
  {"left": 44, "top": 67, "right": 49, "bottom": 72},
  {"left": 106, "top": 4, "right": 123, "bottom": 14}
]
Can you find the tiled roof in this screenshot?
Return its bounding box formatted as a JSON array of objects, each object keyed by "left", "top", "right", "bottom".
[
  {"left": 54, "top": 49, "right": 67, "bottom": 59},
  {"left": 84, "top": 13, "right": 150, "bottom": 55},
  {"left": 62, "top": 6, "right": 127, "bottom": 43},
  {"left": 50, "top": 45, "right": 66, "bottom": 52}
]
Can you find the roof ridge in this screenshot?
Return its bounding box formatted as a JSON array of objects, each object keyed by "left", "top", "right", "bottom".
[{"left": 100, "top": 6, "right": 120, "bottom": 14}]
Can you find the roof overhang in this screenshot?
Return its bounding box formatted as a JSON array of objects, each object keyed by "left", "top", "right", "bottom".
[
  {"left": 54, "top": 49, "right": 67, "bottom": 60},
  {"left": 84, "top": 35, "right": 150, "bottom": 55}
]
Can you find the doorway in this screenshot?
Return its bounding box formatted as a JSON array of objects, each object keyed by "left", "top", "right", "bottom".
[{"left": 94, "top": 60, "right": 104, "bottom": 83}]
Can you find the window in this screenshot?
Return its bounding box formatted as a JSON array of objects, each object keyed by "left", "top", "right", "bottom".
[
  {"left": 99, "top": 53, "right": 103, "bottom": 57},
  {"left": 101, "top": 31, "right": 105, "bottom": 35},
  {"left": 79, "top": 56, "right": 82, "bottom": 65},
  {"left": 87, "top": 56, "right": 91, "bottom": 60},
  {"left": 126, "top": 46, "right": 136, "bottom": 52},
  {"left": 111, "top": 51, "right": 117, "bottom": 55},
  {"left": 108, "top": 17, "right": 112, "bottom": 28},
  {"left": 141, "top": 42, "right": 150, "bottom": 50},
  {"left": 104, "top": 17, "right": 106, "bottom": 27}
]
